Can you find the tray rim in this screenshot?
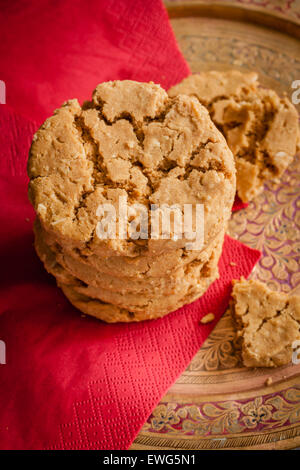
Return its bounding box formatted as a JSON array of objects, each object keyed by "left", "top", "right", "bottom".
[{"left": 165, "top": 1, "right": 300, "bottom": 39}]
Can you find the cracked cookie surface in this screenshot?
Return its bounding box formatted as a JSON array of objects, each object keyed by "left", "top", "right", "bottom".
[
  {"left": 168, "top": 70, "right": 299, "bottom": 202},
  {"left": 28, "top": 80, "right": 235, "bottom": 257},
  {"left": 231, "top": 278, "right": 300, "bottom": 367}
]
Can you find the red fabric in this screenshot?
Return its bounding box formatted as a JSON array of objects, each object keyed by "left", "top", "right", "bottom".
[
  {"left": 0, "top": 0, "right": 261, "bottom": 450},
  {"left": 0, "top": 0, "right": 190, "bottom": 127},
  {"left": 232, "top": 195, "right": 249, "bottom": 212}
]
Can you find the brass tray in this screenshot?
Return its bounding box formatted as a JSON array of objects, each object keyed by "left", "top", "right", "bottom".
[{"left": 132, "top": 0, "right": 300, "bottom": 450}]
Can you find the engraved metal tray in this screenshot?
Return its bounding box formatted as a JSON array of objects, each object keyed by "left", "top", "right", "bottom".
[{"left": 132, "top": 0, "right": 300, "bottom": 450}]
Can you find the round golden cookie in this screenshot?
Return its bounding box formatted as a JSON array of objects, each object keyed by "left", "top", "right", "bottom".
[
  {"left": 59, "top": 269, "right": 218, "bottom": 322},
  {"left": 28, "top": 80, "right": 235, "bottom": 257},
  {"left": 58, "top": 234, "right": 223, "bottom": 295},
  {"left": 63, "top": 248, "right": 220, "bottom": 314},
  {"left": 34, "top": 223, "right": 220, "bottom": 322},
  {"left": 35, "top": 217, "right": 224, "bottom": 284},
  {"left": 169, "top": 70, "right": 299, "bottom": 202},
  {"left": 34, "top": 218, "right": 222, "bottom": 305}
]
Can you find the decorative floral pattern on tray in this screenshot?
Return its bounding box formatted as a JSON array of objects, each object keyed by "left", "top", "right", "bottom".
[
  {"left": 144, "top": 387, "right": 300, "bottom": 436},
  {"left": 228, "top": 154, "right": 300, "bottom": 295}
]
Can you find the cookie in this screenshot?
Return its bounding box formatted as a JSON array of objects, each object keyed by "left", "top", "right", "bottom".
[
  {"left": 59, "top": 271, "right": 217, "bottom": 322},
  {"left": 35, "top": 221, "right": 220, "bottom": 321},
  {"left": 169, "top": 70, "right": 299, "bottom": 202},
  {"left": 28, "top": 80, "right": 235, "bottom": 257},
  {"left": 231, "top": 278, "right": 300, "bottom": 367},
  {"left": 60, "top": 256, "right": 219, "bottom": 317},
  {"left": 35, "top": 218, "right": 222, "bottom": 305},
  {"left": 35, "top": 218, "right": 224, "bottom": 284}
]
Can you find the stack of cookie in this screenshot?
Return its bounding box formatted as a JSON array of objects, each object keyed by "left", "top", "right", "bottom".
[
  {"left": 28, "top": 80, "right": 236, "bottom": 322},
  {"left": 169, "top": 70, "right": 299, "bottom": 202}
]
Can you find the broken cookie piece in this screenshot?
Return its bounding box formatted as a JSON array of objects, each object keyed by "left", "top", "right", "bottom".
[
  {"left": 231, "top": 278, "right": 300, "bottom": 367},
  {"left": 169, "top": 70, "right": 300, "bottom": 202}
]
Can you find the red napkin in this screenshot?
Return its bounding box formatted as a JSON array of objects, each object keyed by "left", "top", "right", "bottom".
[
  {"left": 0, "top": 0, "right": 260, "bottom": 449},
  {"left": 0, "top": 0, "right": 190, "bottom": 126},
  {"left": 232, "top": 196, "right": 248, "bottom": 212}
]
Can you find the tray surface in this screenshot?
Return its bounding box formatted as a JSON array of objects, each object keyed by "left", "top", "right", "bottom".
[{"left": 132, "top": 0, "right": 300, "bottom": 450}]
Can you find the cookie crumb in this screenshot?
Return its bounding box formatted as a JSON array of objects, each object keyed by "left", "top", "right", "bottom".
[
  {"left": 200, "top": 313, "right": 215, "bottom": 324},
  {"left": 81, "top": 314, "right": 86, "bottom": 318},
  {"left": 229, "top": 261, "right": 237, "bottom": 267},
  {"left": 265, "top": 377, "right": 273, "bottom": 386}
]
